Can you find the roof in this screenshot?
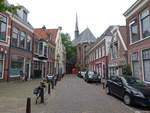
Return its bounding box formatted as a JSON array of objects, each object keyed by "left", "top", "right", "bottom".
[
  {"left": 72, "top": 27, "right": 96, "bottom": 46},
  {"left": 123, "top": 0, "right": 148, "bottom": 17},
  {"left": 34, "top": 28, "right": 58, "bottom": 42},
  {"left": 118, "top": 26, "right": 128, "bottom": 49}
]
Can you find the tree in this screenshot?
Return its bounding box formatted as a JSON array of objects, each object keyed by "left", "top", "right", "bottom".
[
  {"left": 61, "top": 33, "right": 76, "bottom": 73},
  {"left": 0, "top": 0, "right": 22, "bottom": 13},
  {"left": 122, "top": 64, "right": 132, "bottom": 76}
]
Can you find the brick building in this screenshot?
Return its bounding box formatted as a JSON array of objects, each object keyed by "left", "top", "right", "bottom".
[
  {"left": 72, "top": 15, "right": 96, "bottom": 70},
  {"left": 8, "top": 7, "right": 34, "bottom": 81},
  {"left": 124, "top": 0, "right": 150, "bottom": 82},
  {"left": 86, "top": 26, "right": 114, "bottom": 78},
  {"left": 34, "top": 26, "right": 56, "bottom": 78},
  {"left": 108, "top": 26, "right": 128, "bottom": 76}
]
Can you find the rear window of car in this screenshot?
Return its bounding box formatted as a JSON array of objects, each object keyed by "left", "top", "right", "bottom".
[{"left": 110, "top": 76, "right": 117, "bottom": 81}]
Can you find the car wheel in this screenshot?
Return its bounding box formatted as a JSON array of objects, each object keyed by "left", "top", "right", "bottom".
[{"left": 123, "top": 94, "right": 131, "bottom": 105}]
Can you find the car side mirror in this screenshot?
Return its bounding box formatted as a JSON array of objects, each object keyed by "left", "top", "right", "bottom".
[{"left": 118, "top": 82, "right": 123, "bottom": 86}]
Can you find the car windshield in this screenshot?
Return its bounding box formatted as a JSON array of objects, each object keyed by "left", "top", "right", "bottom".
[{"left": 124, "top": 77, "right": 147, "bottom": 86}]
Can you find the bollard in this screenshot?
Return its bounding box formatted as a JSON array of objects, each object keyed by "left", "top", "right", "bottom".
[
  {"left": 40, "top": 88, "right": 44, "bottom": 103},
  {"left": 26, "top": 97, "right": 31, "bottom": 113},
  {"left": 48, "top": 83, "right": 51, "bottom": 94}
]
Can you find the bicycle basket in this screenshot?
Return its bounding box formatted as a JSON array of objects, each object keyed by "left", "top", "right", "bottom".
[{"left": 33, "top": 88, "right": 39, "bottom": 94}]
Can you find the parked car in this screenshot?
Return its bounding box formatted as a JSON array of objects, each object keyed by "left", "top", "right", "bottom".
[
  {"left": 106, "top": 75, "right": 150, "bottom": 107},
  {"left": 77, "top": 71, "right": 86, "bottom": 78},
  {"left": 77, "top": 71, "right": 82, "bottom": 78},
  {"left": 84, "top": 71, "right": 101, "bottom": 83}
]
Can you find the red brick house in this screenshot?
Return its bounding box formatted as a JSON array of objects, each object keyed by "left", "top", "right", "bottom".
[
  {"left": 86, "top": 26, "right": 114, "bottom": 78},
  {"left": 0, "top": 12, "right": 11, "bottom": 81},
  {"left": 108, "top": 26, "right": 128, "bottom": 76},
  {"left": 33, "top": 26, "right": 56, "bottom": 78},
  {"left": 8, "top": 7, "right": 34, "bottom": 81},
  {"left": 124, "top": 0, "right": 150, "bottom": 82}
]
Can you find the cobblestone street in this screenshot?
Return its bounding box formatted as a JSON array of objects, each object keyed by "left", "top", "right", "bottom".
[{"left": 0, "top": 75, "right": 150, "bottom": 113}]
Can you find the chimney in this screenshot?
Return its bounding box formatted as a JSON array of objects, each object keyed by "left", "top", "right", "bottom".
[
  {"left": 42, "top": 25, "right": 46, "bottom": 30},
  {"left": 58, "top": 26, "right": 62, "bottom": 30}
]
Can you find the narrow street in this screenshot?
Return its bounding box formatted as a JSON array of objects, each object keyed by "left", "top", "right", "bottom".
[
  {"left": 0, "top": 75, "right": 149, "bottom": 113},
  {"left": 32, "top": 75, "right": 149, "bottom": 113}
]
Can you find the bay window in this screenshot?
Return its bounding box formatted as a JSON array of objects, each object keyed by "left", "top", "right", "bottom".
[
  {"left": 0, "top": 14, "right": 7, "bottom": 41},
  {"left": 140, "top": 8, "right": 150, "bottom": 38}
]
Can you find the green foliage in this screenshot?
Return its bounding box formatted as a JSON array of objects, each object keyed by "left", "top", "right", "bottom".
[
  {"left": 61, "top": 33, "right": 76, "bottom": 57},
  {"left": 122, "top": 64, "right": 132, "bottom": 76},
  {"left": 0, "top": 0, "right": 22, "bottom": 13}
]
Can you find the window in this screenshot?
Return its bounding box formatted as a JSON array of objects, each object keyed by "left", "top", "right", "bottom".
[
  {"left": 26, "top": 35, "right": 32, "bottom": 51},
  {"left": 0, "top": 14, "right": 7, "bottom": 41},
  {"left": 140, "top": 8, "right": 150, "bottom": 38},
  {"left": 39, "top": 42, "right": 43, "bottom": 55},
  {"left": 23, "top": 10, "right": 27, "bottom": 22},
  {"left": 0, "top": 53, "right": 4, "bottom": 78},
  {"left": 44, "top": 46, "right": 48, "bottom": 57},
  {"left": 34, "top": 39, "right": 39, "bottom": 54},
  {"left": 99, "top": 47, "right": 101, "bottom": 58},
  {"left": 12, "top": 27, "right": 19, "bottom": 47},
  {"left": 10, "top": 56, "right": 24, "bottom": 76},
  {"left": 129, "top": 19, "right": 138, "bottom": 43},
  {"left": 112, "top": 41, "right": 119, "bottom": 59},
  {"left": 20, "top": 31, "right": 26, "bottom": 49},
  {"left": 131, "top": 52, "right": 140, "bottom": 78},
  {"left": 102, "top": 45, "right": 105, "bottom": 57},
  {"left": 142, "top": 49, "right": 150, "bottom": 82}
]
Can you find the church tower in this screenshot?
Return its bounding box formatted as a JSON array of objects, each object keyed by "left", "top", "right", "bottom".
[{"left": 75, "top": 13, "right": 79, "bottom": 39}]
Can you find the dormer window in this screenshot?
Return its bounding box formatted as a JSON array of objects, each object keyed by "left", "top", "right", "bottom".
[{"left": 23, "top": 10, "right": 27, "bottom": 22}]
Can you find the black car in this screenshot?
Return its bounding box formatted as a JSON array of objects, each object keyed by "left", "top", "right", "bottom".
[
  {"left": 84, "top": 71, "right": 101, "bottom": 83},
  {"left": 106, "top": 75, "right": 150, "bottom": 107}
]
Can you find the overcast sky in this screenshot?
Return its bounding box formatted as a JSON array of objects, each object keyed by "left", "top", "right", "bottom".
[{"left": 8, "top": 0, "right": 137, "bottom": 40}]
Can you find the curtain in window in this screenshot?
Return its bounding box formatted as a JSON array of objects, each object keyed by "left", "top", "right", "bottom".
[
  {"left": 132, "top": 61, "right": 140, "bottom": 78},
  {"left": 0, "top": 15, "right": 7, "bottom": 41}
]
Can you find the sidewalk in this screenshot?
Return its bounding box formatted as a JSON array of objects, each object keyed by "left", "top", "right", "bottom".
[{"left": 0, "top": 79, "right": 44, "bottom": 113}]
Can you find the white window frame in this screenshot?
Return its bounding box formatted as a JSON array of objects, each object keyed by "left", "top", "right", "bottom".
[
  {"left": 10, "top": 55, "right": 25, "bottom": 77},
  {"left": 0, "top": 14, "right": 8, "bottom": 43},
  {"left": 141, "top": 48, "right": 150, "bottom": 83},
  {"left": 139, "top": 8, "right": 150, "bottom": 40}
]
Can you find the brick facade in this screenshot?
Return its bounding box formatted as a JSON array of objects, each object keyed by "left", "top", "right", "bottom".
[{"left": 124, "top": 0, "right": 150, "bottom": 82}]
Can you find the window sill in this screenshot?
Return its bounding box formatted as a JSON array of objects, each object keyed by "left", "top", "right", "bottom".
[
  {"left": 10, "top": 75, "right": 20, "bottom": 78},
  {"left": 130, "top": 36, "right": 150, "bottom": 45}
]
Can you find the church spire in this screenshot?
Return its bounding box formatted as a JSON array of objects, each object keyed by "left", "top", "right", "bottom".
[{"left": 75, "top": 13, "right": 79, "bottom": 39}]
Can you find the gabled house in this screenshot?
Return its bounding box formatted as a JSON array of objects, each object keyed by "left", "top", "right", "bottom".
[
  {"left": 124, "top": 0, "right": 150, "bottom": 82},
  {"left": 8, "top": 6, "right": 34, "bottom": 81},
  {"left": 108, "top": 26, "right": 128, "bottom": 76},
  {"left": 86, "top": 26, "right": 114, "bottom": 78}
]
